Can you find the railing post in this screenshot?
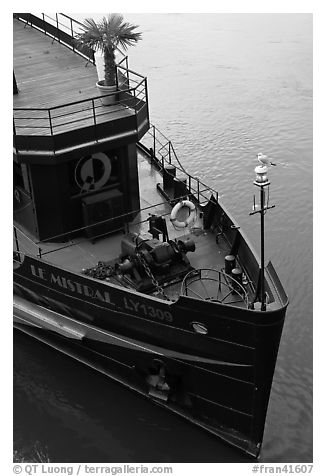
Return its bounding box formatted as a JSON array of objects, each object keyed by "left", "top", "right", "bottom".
[
  {"left": 48, "top": 110, "right": 55, "bottom": 153},
  {"left": 42, "top": 13, "right": 46, "bottom": 35},
  {"left": 115, "top": 65, "right": 119, "bottom": 90},
  {"left": 13, "top": 117, "right": 19, "bottom": 155},
  {"left": 197, "top": 178, "right": 200, "bottom": 202},
  {"left": 168, "top": 141, "right": 172, "bottom": 164},
  {"left": 14, "top": 227, "right": 20, "bottom": 262},
  {"left": 144, "top": 76, "right": 149, "bottom": 105},
  {"left": 71, "top": 18, "right": 74, "bottom": 51},
  {"left": 91, "top": 99, "right": 97, "bottom": 143},
  {"left": 48, "top": 109, "right": 54, "bottom": 136},
  {"left": 56, "top": 13, "right": 60, "bottom": 43},
  {"left": 126, "top": 57, "right": 130, "bottom": 86},
  {"left": 153, "top": 125, "right": 156, "bottom": 158}
]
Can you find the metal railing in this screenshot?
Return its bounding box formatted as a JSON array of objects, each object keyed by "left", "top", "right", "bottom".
[
  {"left": 140, "top": 124, "right": 217, "bottom": 205},
  {"left": 181, "top": 268, "right": 249, "bottom": 307},
  {"left": 14, "top": 13, "right": 130, "bottom": 68},
  {"left": 13, "top": 188, "right": 206, "bottom": 261},
  {"left": 13, "top": 122, "right": 217, "bottom": 262},
  {"left": 13, "top": 71, "right": 148, "bottom": 155},
  {"left": 13, "top": 225, "right": 43, "bottom": 260},
  {"left": 14, "top": 80, "right": 147, "bottom": 136},
  {"left": 14, "top": 13, "right": 95, "bottom": 63},
  {"left": 13, "top": 13, "right": 149, "bottom": 153},
  {"left": 13, "top": 12, "right": 216, "bottom": 258}
]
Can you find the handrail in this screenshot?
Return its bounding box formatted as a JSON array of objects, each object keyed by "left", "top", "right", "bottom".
[
  {"left": 14, "top": 84, "right": 142, "bottom": 114},
  {"left": 13, "top": 13, "right": 149, "bottom": 154},
  {"left": 13, "top": 225, "right": 43, "bottom": 258},
  {"left": 14, "top": 225, "right": 37, "bottom": 247},
  {"left": 13, "top": 83, "right": 147, "bottom": 140},
  {"left": 181, "top": 268, "right": 249, "bottom": 307},
  {"left": 141, "top": 124, "right": 217, "bottom": 203},
  {"left": 58, "top": 13, "right": 87, "bottom": 28},
  {"left": 149, "top": 125, "right": 187, "bottom": 173},
  {"left": 14, "top": 54, "right": 147, "bottom": 146},
  {"left": 117, "top": 64, "right": 146, "bottom": 80},
  {"left": 13, "top": 186, "right": 214, "bottom": 261},
  {"left": 57, "top": 13, "right": 127, "bottom": 60},
  {"left": 15, "top": 13, "right": 129, "bottom": 67},
  {"left": 14, "top": 13, "right": 94, "bottom": 64},
  {"left": 13, "top": 120, "right": 216, "bottom": 258}
]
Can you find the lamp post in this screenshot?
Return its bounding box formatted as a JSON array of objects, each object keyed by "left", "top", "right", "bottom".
[{"left": 250, "top": 165, "right": 275, "bottom": 311}]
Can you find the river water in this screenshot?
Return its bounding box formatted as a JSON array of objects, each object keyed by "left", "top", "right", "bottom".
[{"left": 13, "top": 13, "right": 313, "bottom": 463}]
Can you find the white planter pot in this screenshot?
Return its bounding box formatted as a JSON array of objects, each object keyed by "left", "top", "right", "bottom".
[{"left": 96, "top": 81, "right": 117, "bottom": 105}]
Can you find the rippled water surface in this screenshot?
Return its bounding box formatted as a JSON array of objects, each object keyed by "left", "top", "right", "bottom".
[{"left": 14, "top": 13, "right": 313, "bottom": 463}]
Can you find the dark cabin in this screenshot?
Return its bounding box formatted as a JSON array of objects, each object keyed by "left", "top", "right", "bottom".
[{"left": 13, "top": 14, "right": 149, "bottom": 242}]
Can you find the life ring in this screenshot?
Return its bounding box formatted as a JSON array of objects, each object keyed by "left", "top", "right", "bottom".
[{"left": 170, "top": 200, "right": 196, "bottom": 228}]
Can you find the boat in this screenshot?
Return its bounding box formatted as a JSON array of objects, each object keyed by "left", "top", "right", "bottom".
[{"left": 13, "top": 13, "right": 288, "bottom": 459}]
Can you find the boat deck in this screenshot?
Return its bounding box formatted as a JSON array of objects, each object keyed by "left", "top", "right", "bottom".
[
  {"left": 13, "top": 19, "right": 134, "bottom": 137},
  {"left": 14, "top": 18, "right": 100, "bottom": 109},
  {"left": 13, "top": 16, "right": 253, "bottom": 309},
  {"left": 15, "top": 150, "right": 252, "bottom": 307}
]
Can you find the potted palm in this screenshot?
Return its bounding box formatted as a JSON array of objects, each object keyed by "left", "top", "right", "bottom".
[{"left": 76, "top": 14, "right": 142, "bottom": 105}]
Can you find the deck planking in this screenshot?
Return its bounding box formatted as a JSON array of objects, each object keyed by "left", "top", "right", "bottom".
[
  {"left": 13, "top": 19, "right": 99, "bottom": 107},
  {"left": 13, "top": 19, "right": 134, "bottom": 137}
]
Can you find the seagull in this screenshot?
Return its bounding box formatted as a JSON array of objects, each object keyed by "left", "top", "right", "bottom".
[{"left": 257, "top": 153, "right": 276, "bottom": 166}]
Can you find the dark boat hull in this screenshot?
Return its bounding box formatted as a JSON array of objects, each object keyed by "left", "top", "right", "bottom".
[
  {"left": 13, "top": 12, "right": 289, "bottom": 460},
  {"left": 14, "top": 253, "right": 286, "bottom": 458}
]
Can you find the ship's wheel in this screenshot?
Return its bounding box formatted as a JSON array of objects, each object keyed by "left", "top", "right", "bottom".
[{"left": 181, "top": 268, "right": 249, "bottom": 307}]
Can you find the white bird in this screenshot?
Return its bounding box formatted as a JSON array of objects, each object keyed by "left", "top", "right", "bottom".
[{"left": 257, "top": 153, "right": 276, "bottom": 167}]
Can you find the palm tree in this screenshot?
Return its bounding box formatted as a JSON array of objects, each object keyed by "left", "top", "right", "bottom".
[{"left": 76, "top": 14, "right": 142, "bottom": 87}]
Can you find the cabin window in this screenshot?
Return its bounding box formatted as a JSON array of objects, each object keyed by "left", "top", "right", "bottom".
[{"left": 69, "top": 151, "right": 120, "bottom": 197}]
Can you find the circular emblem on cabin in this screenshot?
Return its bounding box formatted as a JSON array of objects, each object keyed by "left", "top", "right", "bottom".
[{"left": 74, "top": 153, "right": 112, "bottom": 192}]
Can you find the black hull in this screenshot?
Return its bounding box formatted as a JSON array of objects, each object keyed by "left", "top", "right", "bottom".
[
  {"left": 14, "top": 254, "right": 287, "bottom": 458},
  {"left": 13, "top": 13, "right": 289, "bottom": 460},
  {"left": 13, "top": 322, "right": 254, "bottom": 458}
]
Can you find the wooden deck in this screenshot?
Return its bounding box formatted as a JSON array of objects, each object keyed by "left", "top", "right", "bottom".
[
  {"left": 13, "top": 19, "right": 136, "bottom": 140},
  {"left": 14, "top": 18, "right": 100, "bottom": 108}
]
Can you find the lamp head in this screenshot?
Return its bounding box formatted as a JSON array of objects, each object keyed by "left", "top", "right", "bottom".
[{"left": 254, "top": 165, "right": 269, "bottom": 186}]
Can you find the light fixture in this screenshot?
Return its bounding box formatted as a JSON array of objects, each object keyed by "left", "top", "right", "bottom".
[{"left": 254, "top": 165, "right": 269, "bottom": 186}]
